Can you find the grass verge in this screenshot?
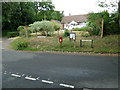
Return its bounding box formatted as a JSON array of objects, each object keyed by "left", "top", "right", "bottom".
[{"left": 11, "top": 35, "right": 119, "bottom": 53}]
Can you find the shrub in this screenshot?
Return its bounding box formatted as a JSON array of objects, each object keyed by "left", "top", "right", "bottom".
[
  {"left": 11, "top": 38, "right": 29, "bottom": 50},
  {"left": 79, "top": 31, "right": 90, "bottom": 37},
  {"left": 73, "top": 27, "right": 87, "bottom": 31},
  {"left": 19, "top": 29, "right": 31, "bottom": 38},
  {"left": 29, "top": 20, "right": 55, "bottom": 37},
  {"left": 17, "top": 26, "right": 24, "bottom": 31},
  {"left": 87, "top": 27, "right": 100, "bottom": 35},
  {"left": 64, "top": 30, "right": 70, "bottom": 37},
  {"left": 7, "top": 32, "right": 19, "bottom": 38}
]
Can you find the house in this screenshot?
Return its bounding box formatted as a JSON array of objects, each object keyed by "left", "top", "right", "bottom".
[{"left": 61, "top": 14, "right": 88, "bottom": 30}]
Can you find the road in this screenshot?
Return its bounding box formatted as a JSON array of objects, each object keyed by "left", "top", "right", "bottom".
[{"left": 2, "top": 48, "right": 118, "bottom": 88}]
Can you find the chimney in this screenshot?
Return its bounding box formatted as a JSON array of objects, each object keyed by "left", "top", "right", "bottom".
[{"left": 69, "top": 13, "right": 71, "bottom": 16}]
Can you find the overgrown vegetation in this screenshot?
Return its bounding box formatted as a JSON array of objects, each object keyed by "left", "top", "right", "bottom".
[
  {"left": 7, "top": 32, "right": 19, "bottom": 38},
  {"left": 87, "top": 1, "right": 119, "bottom": 36},
  {"left": 29, "top": 20, "right": 61, "bottom": 37},
  {"left": 11, "top": 38, "right": 29, "bottom": 50},
  {"left": 2, "top": 1, "right": 64, "bottom": 36},
  {"left": 11, "top": 35, "right": 119, "bottom": 53},
  {"left": 64, "top": 30, "right": 70, "bottom": 37},
  {"left": 73, "top": 27, "right": 88, "bottom": 31}
]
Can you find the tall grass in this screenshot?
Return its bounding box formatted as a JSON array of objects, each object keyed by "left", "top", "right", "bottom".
[{"left": 11, "top": 35, "right": 119, "bottom": 53}]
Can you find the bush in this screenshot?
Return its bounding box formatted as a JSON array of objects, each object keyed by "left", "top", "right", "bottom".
[
  {"left": 7, "top": 32, "right": 19, "bottom": 38},
  {"left": 29, "top": 20, "right": 55, "bottom": 36},
  {"left": 11, "top": 38, "right": 29, "bottom": 50},
  {"left": 79, "top": 31, "right": 90, "bottom": 37},
  {"left": 73, "top": 27, "right": 87, "bottom": 31},
  {"left": 87, "top": 27, "right": 100, "bottom": 35},
  {"left": 19, "top": 29, "right": 31, "bottom": 37},
  {"left": 17, "top": 26, "right": 24, "bottom": 31},
  {"left": 64, "top": 30, "right": 70, "bottom": 37}
]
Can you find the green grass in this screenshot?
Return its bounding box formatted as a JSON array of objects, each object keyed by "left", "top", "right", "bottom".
[
  {"left": 73, "top": 27, "right": 87, "bottom": 31},
  {"left": 11, "top": 34, "right": 120, "bottom": 53}
]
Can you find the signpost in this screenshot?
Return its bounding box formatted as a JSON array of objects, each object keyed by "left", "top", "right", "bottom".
[
  {"left": 69, "top": 33, "right": 76, "bottom": 48},
  {"left": 59, "top": 36, "right": 63, "bottom": 48},
  {"left": 80, "top": 40, "right": 94, "bottom": 48}
]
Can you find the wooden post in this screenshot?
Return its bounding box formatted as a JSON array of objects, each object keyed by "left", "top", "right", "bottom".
[
  {"left": 91, "top": 40, "right": 93, "bottom": 48},
  {"left": 80, "top": 40, "right": 82, "bottom": 47},
  {"left": 70, "top": 39, "right": 72, "bottom": 47},
  {"left": 26, "top": 31, "right": 28, "bottom": 39},
  {"left": 101, "top": 19, "right": 104, "bottom": 38},
  {"left": 74, "top": 40, "right": 76, "bottom": 48},
  {"left": 60, "top": 43, "right": 62, "bottom": 48}
]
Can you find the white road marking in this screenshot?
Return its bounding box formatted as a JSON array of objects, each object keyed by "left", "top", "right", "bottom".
[
  {"left": 59, "top": 83, "right": 74, "bottom": 88},
  {"left": 9, "top": 72, "right": 11, "bottom": 74},
  {"left": 41, "top": 80, "right": 54, "bottom": 84},
  {"left": 11, "top": 74, "right": 21, "bottom": 78},
  {"left": 4, "top": 71, "right": 7, "bottom": 74},
  {"left": 36, "top": 77, "right": 40, "bottom": 80},
  {"left": 83, "top": 88, "right": 92, "bottom": 90},
  {"left": 25, "top": 76, "right": 37, "bottom": 81},
  {"left": 22, "top": 74, "right": 25, "bottom": 76}
]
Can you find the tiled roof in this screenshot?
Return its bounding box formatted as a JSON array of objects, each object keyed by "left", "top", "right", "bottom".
[
  {"left": 61, "top": 14, "right": 88, "bottom": 24},
  {"left": 50, "top": 19, "right": 61, "bottom": 24}
]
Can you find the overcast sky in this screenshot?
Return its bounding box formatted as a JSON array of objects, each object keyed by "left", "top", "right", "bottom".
[{"left": 52, "top": 0, "right": 118, "bottom": 16}]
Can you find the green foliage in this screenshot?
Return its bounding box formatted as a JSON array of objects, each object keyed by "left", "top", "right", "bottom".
[
  {"left": 7, "top": 32, "right": 19, "bottom": 38},
  {"left": 11, "top": 38, "right": 29, "bottom": 50},
  {"left": 19, "top": 29, "right": 26, "bottom": 37},
  {"left": 29, "top": 21, "right": 43, "bottom": 32},
  {"left": 2, "top": 2, "right": 36, "bottom": 32},
  {"left": 14, "top": 35, "right": 119, "bottom": 53},
  {"left": 73, "top": 27, "right": 87, "bottom": 31},
  {"left": 52, "top": 22, "right": 61, "bottom": 31},
  {"left": 64, "top": 30, "right": 70, "bottom": 37},
  {"left": 79, "top": 32, "right": 90, "bottom": 37},
  {"left": 17, "top": 26, "right": 24, "bottom": 31},
  {"left": 17, "top": 25, "right": 31, "bottom": 37},
  {"left": 87, "top": 27, "right": 100, "bottom": 35},
  {"left": 87, "top": 1, "right": 119, "bottom": 36},
  {"left": 29, "top": 20, "right": 55, "bottom": 36},
  {"left": 40, "top": 20, "right": 55, "bottom": 36},
  {"left": 87, "top": 11, "right": 118, "bottom": 35},
  {"left": 2, "top": 2, "right": 64, "bottom": 36}
]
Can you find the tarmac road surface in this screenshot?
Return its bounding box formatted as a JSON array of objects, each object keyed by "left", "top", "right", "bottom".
[{"left": 2, "top": 49, "right": 118, "bottom": 88}]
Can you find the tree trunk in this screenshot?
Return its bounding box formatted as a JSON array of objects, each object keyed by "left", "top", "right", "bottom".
[
  {"left": 36, "top": 31, "right": 37, "bottom": 36},
  {"left": 26, "top": 31, "right": 28, "bottom": 39},
  {"left": 46, "top": 31, "right": 48, "bottom": 37},
  {"left": 101, "top": 19, "right": 104, "bottom": 38}
]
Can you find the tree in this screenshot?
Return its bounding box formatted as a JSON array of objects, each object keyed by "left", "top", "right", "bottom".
[
  {"left": 2, "top": 1, "right": 64, "bottom": 36},
  {"left": 40, "top": 20, "right": 55, "bottom": 37},
  {"left": 52, "top": 22, "right": 61, "bottom": 36},
  {"left": 29, "top": 20, "right": 55, "bottom": 37},
  {"left": 29, "top": 21, "right": 43, "bottom": 35},
  {"left": 35, "top": 1, "right": 64, "bottom": 21},
  {"left": 2, "top": 2, "right": 36, "bottom": 34},
  {"left": 87, "top": 0, "right": 119, "bottom": 37}
]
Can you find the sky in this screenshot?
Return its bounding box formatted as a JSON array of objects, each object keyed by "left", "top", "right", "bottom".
[{"left": 52, "top": 0, "right": 118, "bottom": 16}]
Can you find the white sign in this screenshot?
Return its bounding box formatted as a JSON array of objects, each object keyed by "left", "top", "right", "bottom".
[
  {"left": 70, "top": 33, "right": 76, "bottom": 40},
  {"left": 82, "top": 40, "right": 92, "bottom": 41}
]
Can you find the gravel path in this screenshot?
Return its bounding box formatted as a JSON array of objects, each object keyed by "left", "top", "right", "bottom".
[{"left": 2, "top": 38, "right": 14, "bottom": 49}]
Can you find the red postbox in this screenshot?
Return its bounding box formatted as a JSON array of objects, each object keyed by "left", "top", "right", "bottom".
[{"left": 59, "top": 36, "right": 63, "bottom": 43}]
